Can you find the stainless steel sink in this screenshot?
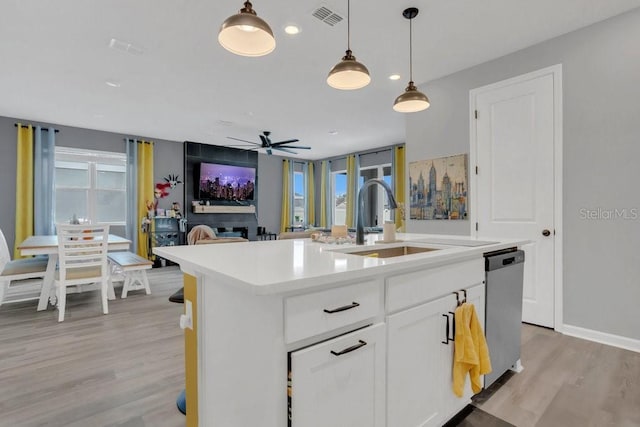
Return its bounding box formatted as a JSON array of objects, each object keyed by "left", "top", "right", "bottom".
[{"left": 346, "top": 245, "right": 439, "bottom": 258}]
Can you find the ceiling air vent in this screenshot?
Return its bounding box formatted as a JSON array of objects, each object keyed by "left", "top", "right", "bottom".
[
  {"left": 108, "top": 38, "right": 144, "bottom": 56},
  {"left": 312, "top": 6, "right": 343, "bottom": 26}
]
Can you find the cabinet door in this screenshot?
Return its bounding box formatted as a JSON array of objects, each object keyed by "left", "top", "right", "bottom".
[
  {"left": 387, "top": 296, "right": 453, "bottom": 427},
  {"left": 441, "top": 283, "right": 486, "bottom": 418},
  {"left": 290, "top": 323, "right": 385, "bottom": 427}
]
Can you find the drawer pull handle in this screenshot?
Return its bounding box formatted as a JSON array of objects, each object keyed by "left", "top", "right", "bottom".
[
  {"left": 323, "top": 301, "right": 360, "bottom": 314},
  {"left": 331, "top": 340, "right": 367, "bottom": 356}
]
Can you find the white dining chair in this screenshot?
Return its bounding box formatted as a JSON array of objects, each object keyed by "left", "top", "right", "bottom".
[
  {"left": 0, "top": 229, "right": 48, "bottom": 307},
  {"left": 55, "top": 224, "right": 110, "bottom": 322}
]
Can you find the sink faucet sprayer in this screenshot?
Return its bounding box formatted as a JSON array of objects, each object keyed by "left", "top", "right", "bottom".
[{"left": 356, "top": 179, "right": 398, "bottom": 245}]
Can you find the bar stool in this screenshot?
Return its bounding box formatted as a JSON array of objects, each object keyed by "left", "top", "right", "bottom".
[{"left": 169, "top": 287, "right": 186, "bottom": 415}]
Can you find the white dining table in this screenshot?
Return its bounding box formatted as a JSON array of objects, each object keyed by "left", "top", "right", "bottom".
[{"left": 18, "top": 234, "right": 131, "bottom": 311}]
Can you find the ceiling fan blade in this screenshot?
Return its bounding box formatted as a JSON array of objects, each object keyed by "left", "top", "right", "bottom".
[
  {"left": 270, "top": 139, "right": 299, "bottom": 146},
  {"left": 277, "top": 145, "right": 311, "bottom": 150},
  {"left": 259, "top": 134, "right": 270, "bottom": 147},
  {"left": 272, "top": 147, "right": 299, "bottom": 154},
  {"left": 227, "top": 136, "right": 260, "bottom": 146}
]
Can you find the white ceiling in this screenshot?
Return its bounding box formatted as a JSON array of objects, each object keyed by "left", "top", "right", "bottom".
[{"left": 1, "top": 0, "right": 639, "bottom": 159}]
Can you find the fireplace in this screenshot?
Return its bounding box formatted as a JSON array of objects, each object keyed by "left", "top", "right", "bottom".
[{"left": 215, "top": 227, "right": 249, "bottom": 239}]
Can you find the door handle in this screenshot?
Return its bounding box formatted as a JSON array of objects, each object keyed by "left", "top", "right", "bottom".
[
  {"left": 441, "top": 313, "right": 455, "bottom": 345},
  {"left": 441, "top": 314, "right": 449, "bottom": 344},
  {"left": 542, "top": 229, "right": 551, "bottom": 237}
]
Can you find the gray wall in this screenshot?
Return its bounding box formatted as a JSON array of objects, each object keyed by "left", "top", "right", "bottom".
[
  {"left": 405, "top": 9, "right": 640, "bottom": 339},
  {"left": 154, "top": 141, "right": 184, "bottom": 213},
  {"left": 0, "top": 115, "right": 183, "bottom": 248},
  {"left": 257, "top": 154, "right": 284, "bottom": 233}
]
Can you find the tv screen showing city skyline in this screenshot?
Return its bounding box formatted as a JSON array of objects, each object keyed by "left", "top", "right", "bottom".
[{"left": 199, "top": 162, "right": 256, "bottom": 201}]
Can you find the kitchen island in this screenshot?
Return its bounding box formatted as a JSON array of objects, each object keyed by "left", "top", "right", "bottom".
[{"left": 154, "top": 233, "right": 526, "bottom": 427}]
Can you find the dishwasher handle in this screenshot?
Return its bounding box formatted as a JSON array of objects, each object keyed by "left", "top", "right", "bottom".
[
  {"left": 485, "top": 249, "right": 525, "bottom": 271},
  {"left": 503, "top": 257, "right": 516, "bottom": 265}
]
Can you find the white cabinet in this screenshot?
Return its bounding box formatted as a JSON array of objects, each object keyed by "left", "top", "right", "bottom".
[
  {"left": 387, "top": 295, "right": 453, "bottom": 427},
  {"left": 290, "top": 323, "right": 386, "bottom": 427},
  {"left": 387, "top": 283, "right": 486, "bottom": 427},
  {"left": 440, "top": 283, "right": 486, "bottom": 419},
  {"left": 386, "top": 259, "right": 484, "bottom": 313}
]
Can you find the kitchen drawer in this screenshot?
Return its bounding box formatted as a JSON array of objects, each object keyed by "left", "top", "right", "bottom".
[
  {"left": 386, "top": 258, "right": 484, "bottom": 313},
  {"left": 285, "top": 280, "right": 382, "bottom": 344}
]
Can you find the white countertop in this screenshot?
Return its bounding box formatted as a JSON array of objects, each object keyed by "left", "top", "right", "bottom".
[{"left": 153, "top": 233, "right": 526, "bottom": 295}]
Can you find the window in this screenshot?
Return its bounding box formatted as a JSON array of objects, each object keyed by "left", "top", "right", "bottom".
[
  {"left": 360, "top": 165, "right": 392, "bottom": 226},
  {"left": 332, "top": 171, "right": 347, "bottom": 225},
  {"left": 331, "top": 164, "right": 391, "bottom": 227},
  {"left": 293, "top": 171, "right": 306, "bottom": 225},
  {"left": 55, "top": 147, "right": 127, "bottom": 225}
]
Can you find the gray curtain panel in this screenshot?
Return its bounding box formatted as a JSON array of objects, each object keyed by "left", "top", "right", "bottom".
[
  {"left": 125, "top": 138, "right": 139, "bottom": 253},
  {"left": 34, "top": 126, "right": 56, "bottom": 235}
]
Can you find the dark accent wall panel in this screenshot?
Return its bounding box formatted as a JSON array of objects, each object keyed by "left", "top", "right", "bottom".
[{"left": 184, "top": 141, "right": 259, "bottom": 240}]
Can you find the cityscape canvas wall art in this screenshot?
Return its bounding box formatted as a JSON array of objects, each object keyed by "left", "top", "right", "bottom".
[{"left": 409, "top": 154, "right": 468, "bottom": 220}]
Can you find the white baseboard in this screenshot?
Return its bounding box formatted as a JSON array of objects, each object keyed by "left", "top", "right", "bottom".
[{"left": 562, "top": 324, "right": 640, "bottom": 353}]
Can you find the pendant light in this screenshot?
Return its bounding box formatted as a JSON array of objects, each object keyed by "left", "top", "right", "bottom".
[
  {"left": 218, "top": 1, "right": 276, "bottom": 57},
  {"left": 393, "top": 7, "right": 430, "bottom": 113},
  {"left": 327, "top": 0, "right": 371, "bottom": 90}
]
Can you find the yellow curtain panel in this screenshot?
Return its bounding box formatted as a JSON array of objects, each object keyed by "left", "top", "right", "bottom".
[
  {"left": 280, "top": 159, "right": 291, "bottom": 232},
  {"left": 393, "top": 145, "right": 406, "bottom": 232},
  {"left": 137, "top": 141, "right": 154, "bottom": 259},
  {"left": 13, "top": 124, "right": 34, "bottom": 259},
  {"left": 345, "top": 155, "right": 357, "bottom": 228},
  {"left": 307, "top": 162, "right": 315, "bottom": 226},
  {"left": 319, "top": 161, "right": 327, "bottom": 228}
]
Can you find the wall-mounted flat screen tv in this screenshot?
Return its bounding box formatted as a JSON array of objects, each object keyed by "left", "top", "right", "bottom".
[{"left": 198, "top": 162, "right": 256, "bottom": 201}]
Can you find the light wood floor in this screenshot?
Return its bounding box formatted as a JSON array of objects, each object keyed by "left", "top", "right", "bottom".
[
  {"left": 0, "top": 266, "right": 186, "bottom": 427},
  {"left": 475, "top": 324, "right": 640, "bottom": 427},
  {"left": 1, "top": 268, "right": 639, "bottom": 427}
]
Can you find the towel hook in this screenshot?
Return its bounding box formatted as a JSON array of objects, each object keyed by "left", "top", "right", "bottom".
[
  {"left": 461, "top": 289, "right": 467, "bottom": 304},
  {"left": 452, "top": 291, "right": 460, "bottom": 306}
]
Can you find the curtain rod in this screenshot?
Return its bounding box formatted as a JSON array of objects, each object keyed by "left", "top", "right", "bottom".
[
  {"left": 318, "top": 144, "right": 402, "bottom": 163},
  {"left": 14, "top": 123, "right": 59, "bottom": 133}
]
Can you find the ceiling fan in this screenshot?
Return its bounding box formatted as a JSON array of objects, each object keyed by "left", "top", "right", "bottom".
[{"left": 227, "top": 131, "right": 311, "bottom": 155}]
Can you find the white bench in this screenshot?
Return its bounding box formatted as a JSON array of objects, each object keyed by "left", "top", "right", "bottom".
[{"left": 108, "top": 252, "right": 153, "bottom": 298}]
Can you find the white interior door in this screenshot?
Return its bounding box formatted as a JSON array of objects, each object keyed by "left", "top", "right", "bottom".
[{"left": 472, "top": 68, "right": 560, "bottom": 328}]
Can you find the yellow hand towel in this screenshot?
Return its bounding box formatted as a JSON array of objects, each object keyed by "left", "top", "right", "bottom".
[{"left": 452, "top": 302, "right": 492, "bottom": 397}]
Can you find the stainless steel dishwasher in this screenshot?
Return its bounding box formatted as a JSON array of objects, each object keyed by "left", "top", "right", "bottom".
[{"left": 484, "top": 249, "right": 525, "bottom": 387}]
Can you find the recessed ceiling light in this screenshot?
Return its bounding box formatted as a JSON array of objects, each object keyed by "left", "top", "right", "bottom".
[
  {"left": 284, "top": 25, "right": 300, "bottom": 35},
  {"left": 105, "top": 80, "right": 121, "bottom": 88},
  {"left": 329, "top": 130, "right": 339, "bottom": 135},
  {"left": 389, "top": 74, "right": 401, "bottom": 81}
]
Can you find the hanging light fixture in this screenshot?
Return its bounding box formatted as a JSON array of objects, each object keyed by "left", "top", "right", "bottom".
[
  {"left": 393, "top": 7, "right": 430, "bottom": 113},
  {"left": 327, "top": 0, "right": 371, "bottom": 90},
  {"left": 218, "top": 1, "right": 276, "bottom": 57}
]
